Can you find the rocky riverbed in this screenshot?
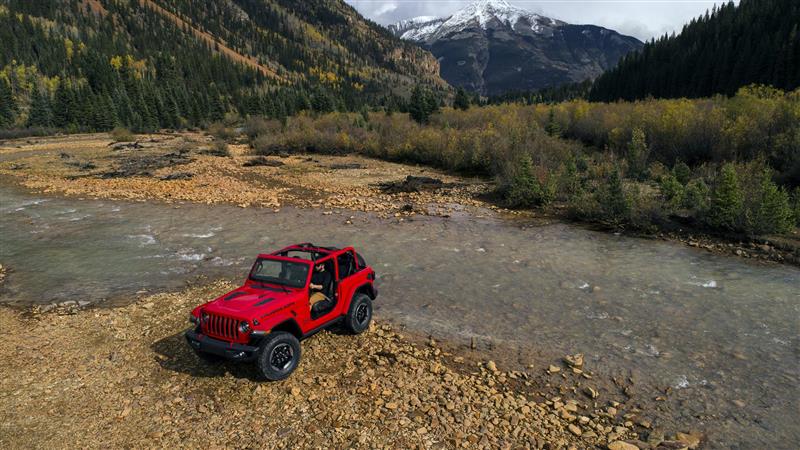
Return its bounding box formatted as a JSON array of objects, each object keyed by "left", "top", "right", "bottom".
[
  {"left": 1, "top": 131, "right": 797, "bottom": 266},
  {"left": 0, "top": 132, "right": 495, "bottom": 219},
  {"left": 0, "top": 281, "right": 704, "bottom": 449}
]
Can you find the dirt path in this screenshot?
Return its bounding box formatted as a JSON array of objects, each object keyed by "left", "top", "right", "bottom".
[{"left": 0, "top": 282, "right": 687, "bottom": 449}]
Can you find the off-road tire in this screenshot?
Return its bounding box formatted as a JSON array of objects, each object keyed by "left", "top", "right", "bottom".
[
  {"left": 344, "top": 293, "right": 372, "bottom": 334},
  {"left": 255, "top": 332, "right": 301, "bottom": 381}
]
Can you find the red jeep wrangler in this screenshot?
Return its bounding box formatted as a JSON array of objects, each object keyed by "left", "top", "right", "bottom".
[{"left": 185, "top": 243, "right": 377, "bottom": 380}]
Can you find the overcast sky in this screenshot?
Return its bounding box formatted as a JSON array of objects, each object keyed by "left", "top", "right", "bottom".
[{"left": 344, "top": 1, "right": 739, "bottom": 42}]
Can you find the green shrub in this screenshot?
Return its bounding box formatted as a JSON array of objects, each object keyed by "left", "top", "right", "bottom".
[
  {"left": 706, "top": 163, "right": 744, "bottom": 231},
  {"left": 659, "top": 173, "right": 684, "bottom": 211},
  {"left": 206, "top": 139, "right": 230, "bottom": 157},
  {"left": 110, "top": 127, "right": 134, "bottom": 142},
  {"left": 673, "top": 161, "right": 691, "bottom": 185},
  {"left": 567, "top": 187, "right": 601, "bottom": 221},
  {"left": 626, "top": 185, "right": 664, "bottom": 232},
  {"left": 208, "top": 121, "right": 235, "bottom": 141},
  {"left": 252, "top": 133, "right": 278, "bottom": 155},
  {"left": 793, "top": 188, "right": 800, "bottom": 227},
  {"left": 648, "top": 161, "right": 669, "bottom": 181},
  {"left": 243, "top": 116, "right": 274, "bottom": 140},
  {"left": 683, "top": 179, "right": 710, "bottom": 212}
]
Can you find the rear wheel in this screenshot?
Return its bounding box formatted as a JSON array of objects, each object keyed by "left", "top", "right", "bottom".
[
  {"left": 255, "top": 332, "right": 301, "bottom": 381},
  {"left": 344, "top": 293, "right": 372, "bottom": 334}
]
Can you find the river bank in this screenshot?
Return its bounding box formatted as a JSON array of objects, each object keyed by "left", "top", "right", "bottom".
[
  {"left": 1, "top": 131, "right": 797, "bottom": 267},
  {"left": 0, "top": 281, "right": 703, "bottom": 449}
]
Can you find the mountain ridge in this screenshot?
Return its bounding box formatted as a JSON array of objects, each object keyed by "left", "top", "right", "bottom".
[
  {"left": 389, "top": 0, "right": 643, "bottom": 95},
  {"left": 0, "top": 0, "right": 446, "bottom": 131}
]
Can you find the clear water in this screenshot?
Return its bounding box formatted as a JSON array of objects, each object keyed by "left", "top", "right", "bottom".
[{"left": 1, "top": 183, "right": 798, "bottom": 448}]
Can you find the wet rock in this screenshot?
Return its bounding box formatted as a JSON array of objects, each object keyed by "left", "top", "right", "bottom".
[
  {"left": 584, "top": 387, "right": 598, "bottom": 399},
  {"left": 159, "top": 172, "right": 194, "bottom": 181},
  {"left": 673, "top": 431, "right": 702, "bottom": 449},
  {"left": 65, "top": 160, "right": 97, "bottom": 171},
  {"left": 564, "top": 354, "right": 584, "bottom": 369},
  {"left": 109, "top": 141, "right": 143, "bottom": 151},
  {"left": 377, "top": 176, "right": 447, "bottom": 194},
  {"left": 243, "top": 156, "right": 284, "bottom": 167},
  {"left": 655, "top": 441, "right": 690, "bottom": 450}
]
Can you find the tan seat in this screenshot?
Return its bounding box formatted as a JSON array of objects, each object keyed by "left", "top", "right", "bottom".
[{"left": 309, "top": 291, "right": 328, "bottom": 307}]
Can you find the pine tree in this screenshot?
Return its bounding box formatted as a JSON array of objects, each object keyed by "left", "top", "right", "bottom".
[
  {"left": 27, "top": 85, "right": 52, "bottom": 128},
  {"left": 453, "top": 87, "right": 470, "bottom": 111},
  {"left": 750, "top": 171, "right": 794, "bottom": 234},
  {"left": 545, "top": 108, "right": 561, "bottom": 137},
  {"left": 52, "top": 80, "right": 75, "bottom": 128},
  {"left": 0, "top": 77, "right": 16, "bottom": 127},
  {"left": 683, "top": 179, "right": 709, "bottom": 212},
  {"left": 590, "top": 0, "right": 800, "bottom": 101},
  {"left": 707, "top": 163, "right": 744, "bottom": 231},
  {"left": 626, "top": 128, "right": 650, "bottom": 180},
  {"left": 409, "top": 85, "right": 438, "bottom": 125},
  {"left": 505, "top": 154, "right": 553, "bottom": 207},
  {"left": 601, "top": 168, "right": 630, "bottom": 223}
]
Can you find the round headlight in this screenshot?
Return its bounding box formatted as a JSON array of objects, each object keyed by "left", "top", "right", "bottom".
[
  {"left": 189, "top": 313, "right": 199, "bottom": 324},
  {"left": 201, "top": 312, "right": 210, "bottom": 323},
  {"left": 238, "top": 321, "right": 251, "bottom": 334}
]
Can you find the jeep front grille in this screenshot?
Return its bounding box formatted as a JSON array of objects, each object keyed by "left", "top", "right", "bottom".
[{"left": 203, "top": 313, "right": 239, "bottom": 341}]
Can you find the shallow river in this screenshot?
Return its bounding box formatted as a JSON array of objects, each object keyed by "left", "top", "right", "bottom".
[{"left": 1, "top": 183, "right": 798, "bottom": 448}]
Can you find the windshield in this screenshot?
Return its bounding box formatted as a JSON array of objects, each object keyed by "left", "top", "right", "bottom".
[{"left": 249, "top": 258, "right": 310, "bottom": 288}]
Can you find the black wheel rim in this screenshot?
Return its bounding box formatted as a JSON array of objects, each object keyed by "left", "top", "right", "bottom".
[
  {"left": 269, "top": 343, "right": 294, "bottom": 371},
  {"left": 356, "top": 302, "right": 370, "bottom": 326}
]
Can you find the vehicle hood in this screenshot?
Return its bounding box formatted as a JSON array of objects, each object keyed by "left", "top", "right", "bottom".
[{"left": 201, "top": 285, "right": 302, "bottom": 318}]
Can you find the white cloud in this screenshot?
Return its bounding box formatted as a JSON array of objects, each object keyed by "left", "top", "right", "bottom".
[{"left": 372, "top": 2, "right": 398, "bottom": 17}]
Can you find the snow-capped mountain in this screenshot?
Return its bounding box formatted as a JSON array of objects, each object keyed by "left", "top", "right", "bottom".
[
  {"left": 389, "top": 0, "right": 643, "bottom": 95},
  {"left": 388, "top": 16, "right": 446, "bottom": 42}
]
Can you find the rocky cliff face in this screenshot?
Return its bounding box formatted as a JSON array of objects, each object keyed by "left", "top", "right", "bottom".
[{"left": 390, "top": 0, "right": 642, "bottom": 95}]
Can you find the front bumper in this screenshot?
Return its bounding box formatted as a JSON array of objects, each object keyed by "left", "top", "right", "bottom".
[{"left": 185, "top": 328, "right": 259, "bottom": 362}]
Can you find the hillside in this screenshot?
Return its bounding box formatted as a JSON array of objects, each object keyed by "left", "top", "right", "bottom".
[
  {"left": 0, "top": 0, "right": 444, "bottom": 131},
  {"left": 590, "top": 0, "right": 800, "bottom": 101},
  {"left": 389, "top": 0, "right": 642, "bottom": 96}
]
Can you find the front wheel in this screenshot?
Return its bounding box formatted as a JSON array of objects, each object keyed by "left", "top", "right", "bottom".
[
  {"left": 255, "top": 332, "right": 301, "bottom": 381},
  {"left": 344, "top": 293, "right": 372, "bottom": 334}
]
